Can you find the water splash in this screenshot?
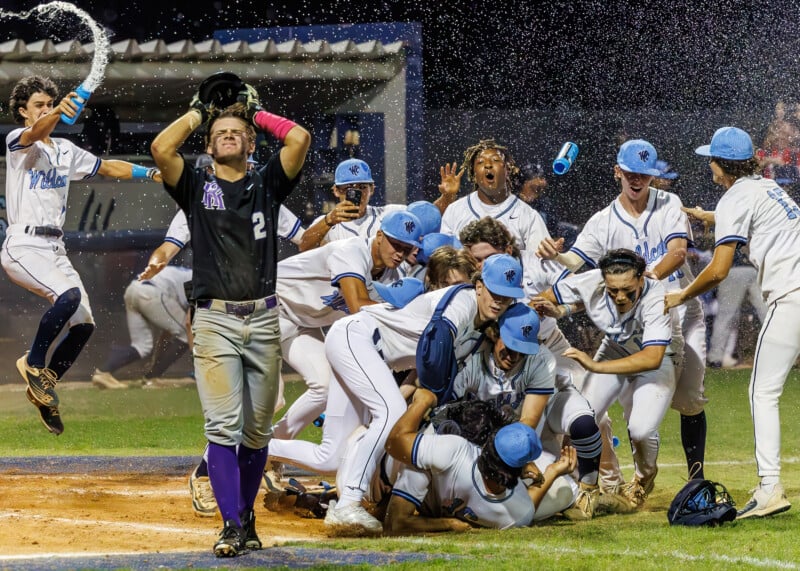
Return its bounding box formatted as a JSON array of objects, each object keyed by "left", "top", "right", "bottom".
[{"left": 0, "top": 1, "right": 110, "bottom": 91}]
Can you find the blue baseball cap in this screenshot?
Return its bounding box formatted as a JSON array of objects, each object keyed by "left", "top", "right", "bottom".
[
  {"left": 374, "top": 278, "right": 425, "bottom": 308},
  {"left": 334, "top": 158, "right": 374, "bottom": 185},
  {"left": 380, "top": 210, "right": 423, "bottom": 249},
  {"left": 655, "top": 159, "right": 679, "bottom": 180},
  {"left": 481, "top": 254, "right": 524, "bottom": 298},
  {"left": 407, "top": 201, "right": 442, "bottom": 236},
  {"left": 695, "top": 127, "right": 754, "bottom": 160},
  {"left": 617, "top": 139, "right": 661, "bottom": 176},
  {"left": 494, "top": 422, "right": 542, "bottom": 468},
  {"left": 417, "top": 233, "right": 462, "bottom": 265},
  {"left": 498, "top": 303, "right": 540, "bottom": 355}
]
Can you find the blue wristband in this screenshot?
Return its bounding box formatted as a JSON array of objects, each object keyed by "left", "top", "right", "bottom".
[{"left": 132, "top": 165, "right": 157, "bottom": 179}]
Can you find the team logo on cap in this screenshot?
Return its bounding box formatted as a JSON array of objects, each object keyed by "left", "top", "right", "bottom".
[
  {"left": 405, "top": 220, "right": 416, "bottom": 234},
  {"left": 521, "top": 324, "right": 533, "bottom": 338},
  {"left": 504, "top": 268, "right": 516, "bottom": 283},
  {"left": 390, "top": 280, "right": 404, "bottom": 288},
  {"left": 638, "top": 149, "right": 650, "bottom": 163},
  {"left": 349, "top": 164, "right": 360, "bottom": 176}
]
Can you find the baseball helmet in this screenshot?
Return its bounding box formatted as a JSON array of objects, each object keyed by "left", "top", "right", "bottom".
[
  {"left": 668, "top": 478, "right": 737, "bottom": 527},
  {"left": 198, "top": 72, "right": 245, "bottom": 108}
]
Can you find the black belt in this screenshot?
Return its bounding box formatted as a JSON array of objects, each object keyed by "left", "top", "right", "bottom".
[
  {"left": 25, "top": 225, "right": 63, "bottom": 238},
  {"left": 196, "top": 295, "right": 278, "bottom": 317}
]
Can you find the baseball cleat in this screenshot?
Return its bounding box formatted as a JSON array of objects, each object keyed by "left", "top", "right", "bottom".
[
  {"left": 91, "top": 369, "right": 128, "bottom": 390},
  {"left": 213, "top": 520, "right": 246, "bottom": 557},
  {"left": 241, "top": 508, "right": 262, "bottom": 550},
  {"left": 25, "top": 387, "right": 64, "bottom": 435},
  {"left": 189, "top": 466, "right": 217, "bottom": 517},
  {"left": 262, "top": 461, "right": 284, "bottom": 492},
  {"left": 563, "top": 483, "right": 600, "bottom": 520},
  {"left": 17, "top": 353, "right": 59, "bottom": 407},
  {"left": 736, "top": 484, "right": 791, "bottom": 519},
  {"left": 324, "top": 499, "right": 383, "bottom": 534}
]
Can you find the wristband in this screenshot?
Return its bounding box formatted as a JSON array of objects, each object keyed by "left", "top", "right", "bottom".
[
  {"left": 253, "top": 110, "right": 298, "bottom": 141},
  {"left": 562, "top": 304, "right": 572, "bottom": 317},
  {"left": 132, "top": 165, "right": 158, "bottom": 180}
]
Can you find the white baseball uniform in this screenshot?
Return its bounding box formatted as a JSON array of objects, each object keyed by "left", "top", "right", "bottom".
[
  {"left": 568, "top": 187, "right": 707, "bottom": 416},
  {"left": 713, "top": 176, "right": 800, "bottom": 479},
  {"left": 316, "top": 203, "right": 406, "bottom": 243},
  {"left": 1, "top": 128, "right": 99, "bottom": 326},
  {"left": 312, "top": 285, "right": 485, "bottom": 507},
  {"left": 391, "top": 433, "right": 535, "bottom": 529},
  {"left": 126, "top": 265, "right": 192, "bottom": 356},
  {"left": 267, "top": 236, "right": 399, "bottom": 465},
  {"left": 441, "top": 192, "right": 550, "bottom": 251},
  {"left": 553, "top": 270, "right": 681, "bottom": 483}
]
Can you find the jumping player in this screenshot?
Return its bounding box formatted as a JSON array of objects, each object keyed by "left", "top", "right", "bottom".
[
  {"left": 538, "top": 139, "right": 709, "bottom": 483},
  {"left": 2, "top": 75, "right": 161, "bottom": 434},
  {"left": 150, "top": 82, "right": 311, "bottom": 557},
  {"left": 532, "top": 249, "right": 683, "bottom": 511},
  {"left": 440, "top": 139, "right": 551, "bottom": 251},
  {"left": 665, "top": 126, "right": 800, "bottom": 519}
]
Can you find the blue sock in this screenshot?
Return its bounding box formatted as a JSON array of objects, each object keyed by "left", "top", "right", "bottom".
[
  {"left": 29, "top": 288, "right": 81, "bottom": 367},
  {"left": 569, "top": 414, "right": 602, "bottom": 485},
  {"left": 237, "top": 445, "right": 268, "bottom": 515},
  {"left": 207, "top": 442, "right": 241, "bottom": 525},
  {"left": 48, "top": 323, "right": 94, "bottom": 379}
]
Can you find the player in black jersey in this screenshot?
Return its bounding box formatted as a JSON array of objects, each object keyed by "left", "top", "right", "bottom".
[{"left": 151, "top": 80, "right": 311, "bottom": 557}]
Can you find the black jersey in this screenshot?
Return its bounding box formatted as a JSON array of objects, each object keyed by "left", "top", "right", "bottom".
[{"left": 165, "top": 151, "right": 299, "bottom": 301}]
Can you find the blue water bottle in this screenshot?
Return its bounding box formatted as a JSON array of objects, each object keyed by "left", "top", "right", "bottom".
[
  {"left": 60, "top": 84, "right": 92, "bottom": 125},
  {"left": 552, "top": 141, "right": 579, "bottom": 175}
]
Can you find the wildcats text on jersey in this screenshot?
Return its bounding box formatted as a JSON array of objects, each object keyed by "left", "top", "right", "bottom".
[{"left": 28, "top": 168, "right": 67, "bottom": 190}]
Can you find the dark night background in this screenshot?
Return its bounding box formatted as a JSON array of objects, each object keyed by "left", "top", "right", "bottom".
[{"left": 5, "top": 0, "right": 800, "bottom": 111}]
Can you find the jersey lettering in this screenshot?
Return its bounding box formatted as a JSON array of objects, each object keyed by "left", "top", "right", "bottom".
[
  {"left": 28, "top": 168, "right": 67, "bottom": 190},
  {"left": 252, "top": 211, "right": 267, "bottom": 239},
  {"left": 201, "top": 180, "right": 226, "bottom": 210},
  {"left": 320, "top": 290, "right": 350, "bottom": 313},
  {"left": 634, "top": 240, "right": 684, "bottom": 282},
  {"left": 766, "top": 187, "right": 800, "bottom": 220}
]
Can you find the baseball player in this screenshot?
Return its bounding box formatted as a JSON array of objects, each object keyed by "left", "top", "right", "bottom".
[
  {"left": 2, "top": 75, "right": 161, "bottom": 435},
  {"left": 532, "top": 249, "right": 683, "bottom": 512},
  {"left": 383, "top": 388, "right": 577, "bottom": 532},
  {"left": 151, "top": 80, "right": 311, "bottom": 557},
  {"left": 452, "top": 303, "right": 603, "bottom": 520},
  {"left": 91, "top": 264, "right": 192, "bottom": 389},
  {"left": 319, "top": 254, "right": 524, "bottom": 533},
  {"left": 439, "top": 139, "right": 551, "bottom": 251},
  {"left": 299, "top": 158, "right": 450, "bottom": 251},
  {"left": 538, "top": 139, "right": 709, "bottom": 483},
  {"left": 665, "top": 126, "right": 800, "bottom": 519}
]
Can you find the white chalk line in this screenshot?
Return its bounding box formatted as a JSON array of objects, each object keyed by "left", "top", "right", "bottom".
[{"left": 405, "top": 537, "right": 800, "bottom": 569}]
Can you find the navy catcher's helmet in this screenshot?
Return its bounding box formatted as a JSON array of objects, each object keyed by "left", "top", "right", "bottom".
[{"left": 667, "top": 479, "right": 736, "bottom": 527}]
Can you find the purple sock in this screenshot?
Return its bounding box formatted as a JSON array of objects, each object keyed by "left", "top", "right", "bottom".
[
  {"left": 238, "top": 445, "right": 268, "bottom": 515},
  {"left": 207, "top": 442, "right": 241, "bottom": 525}
]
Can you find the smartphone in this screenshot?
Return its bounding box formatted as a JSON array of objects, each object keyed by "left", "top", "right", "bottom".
[{"left": 345, "top": 188, "right": 363, "bottom": 205}]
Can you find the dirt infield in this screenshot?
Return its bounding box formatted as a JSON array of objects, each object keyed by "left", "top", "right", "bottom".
[{"left": 0, "top": 472, "right": 329, "bottom": 557}]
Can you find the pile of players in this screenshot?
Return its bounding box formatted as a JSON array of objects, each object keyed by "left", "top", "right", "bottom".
[{"left": 6, "top": 73, "right": 797, "bottom": 558}]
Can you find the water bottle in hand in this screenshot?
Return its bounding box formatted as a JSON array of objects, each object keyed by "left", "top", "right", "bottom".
[{"left": 60, "top": 84, "right": 92, "bottom": 125}]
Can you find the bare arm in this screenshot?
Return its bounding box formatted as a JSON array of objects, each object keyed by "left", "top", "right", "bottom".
[
  {"left": 384, "top": 494, "right": 471, "bottom": 535},
  {"left": 19, "top": 93, "right": 77, "bottom": 146},
  {"left": 526, "top": 446, "right": 578, "bottom": 510},
  {"left": 298, "top": 200, "right": 359, "bottom": 251},
  {"left": 648, "top": 238, "right": 687, "bottom": 281},
  {"left": 139, "top": 242, "right": 182, "bottom": 280},
  {"left": 338, "top": 276, "right": 379, "bottom": 314},
  {"left": 96, "top": 159, "right": 161, "bottom": 182},
  {"left": 278, "top": 125, "right": 312, "bottom": 181},
  {"left": 562, "top": 344, "right": 667, "bottom": 374},
  {"left": 432, "top": 162, "right": 463, "bottom": 215},
  {"left": 537, "top": 237, "right": 585, "bottom": 271},
  {"left": 664, "top": 241, "right": 737, "bottom": 311},
  {"left": 150, "top": 110, "right": 201, "bottom": 188},
  {"left": 518, "top": 393, "right": 549, "bottom": 430},
  {"left": 386, "top": 388, "right": 438, "bottom": 464}
]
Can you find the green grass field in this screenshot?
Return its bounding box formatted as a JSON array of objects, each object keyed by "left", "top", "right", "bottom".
[{"left": 2, "top": 368, "right": 800, "bottom": 570}]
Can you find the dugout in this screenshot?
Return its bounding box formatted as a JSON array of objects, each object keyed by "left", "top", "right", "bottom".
[{"left": 0, "top": 23, "right": 422, "bottom": 383}]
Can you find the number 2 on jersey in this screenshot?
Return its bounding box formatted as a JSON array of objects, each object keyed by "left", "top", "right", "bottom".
[{"left": 252, "top": 211, "right": 267, "bottom": 239}]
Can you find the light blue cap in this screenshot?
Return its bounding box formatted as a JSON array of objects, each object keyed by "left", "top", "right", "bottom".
[
  {"left": 495, "top": 422, "right": 542, "bottom": 467},
  {"left": 695, "top": 127, "right": 754, "bottom": 160},
  {"left": 417, "top": 233, "right": 462, "bottom": 265},
  {"left": 334, "top": 158, "right": 374, "bottom": 185},
  {"left": 481, "top": 254, "right": 524, "bottom": 298},
  {"left": 498, "top": 303, "right": 540, "bottom": 355},
  {"left": 380, "top": 210, "right": 423, "bottom": 249},
  {"left": 374, "top": 278, "right": 425, "bottom": 308},
  {"left": 655, "top": 159, "right": 679, "bottom": 180},
  {"left": 617, "top": 139, "right": 661, "bottom": 176},
  {"left": 407, "top": 201, "right": 442, "bottom": 236}
]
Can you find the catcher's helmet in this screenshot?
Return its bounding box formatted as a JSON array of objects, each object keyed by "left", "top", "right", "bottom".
[
  {"left": 668, "top": 478, "right": 737, "bottom": 527},
  {"left": 197, "top": 72, "right": 245, "bottom": 108}
]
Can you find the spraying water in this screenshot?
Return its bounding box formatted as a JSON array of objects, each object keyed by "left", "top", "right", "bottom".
[{"left": 0, "top": 1, "right": 110, "bottom": 123}]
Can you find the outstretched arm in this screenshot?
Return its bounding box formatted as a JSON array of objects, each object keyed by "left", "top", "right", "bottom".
[
  {"left": 19, "top": 92, "right": 78, "bottom": 146},
  {"left": 150, "top": 110, "right": 200, "bottom": 187},
  {"left": 139, "top": 242, "right": 183, "bottom": 280},
  {"left": 385, "top": 388, "right": 438, "bottom": 463},
  {"left": 664, "top": 241, "right": 736, "bottom": 311}
]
